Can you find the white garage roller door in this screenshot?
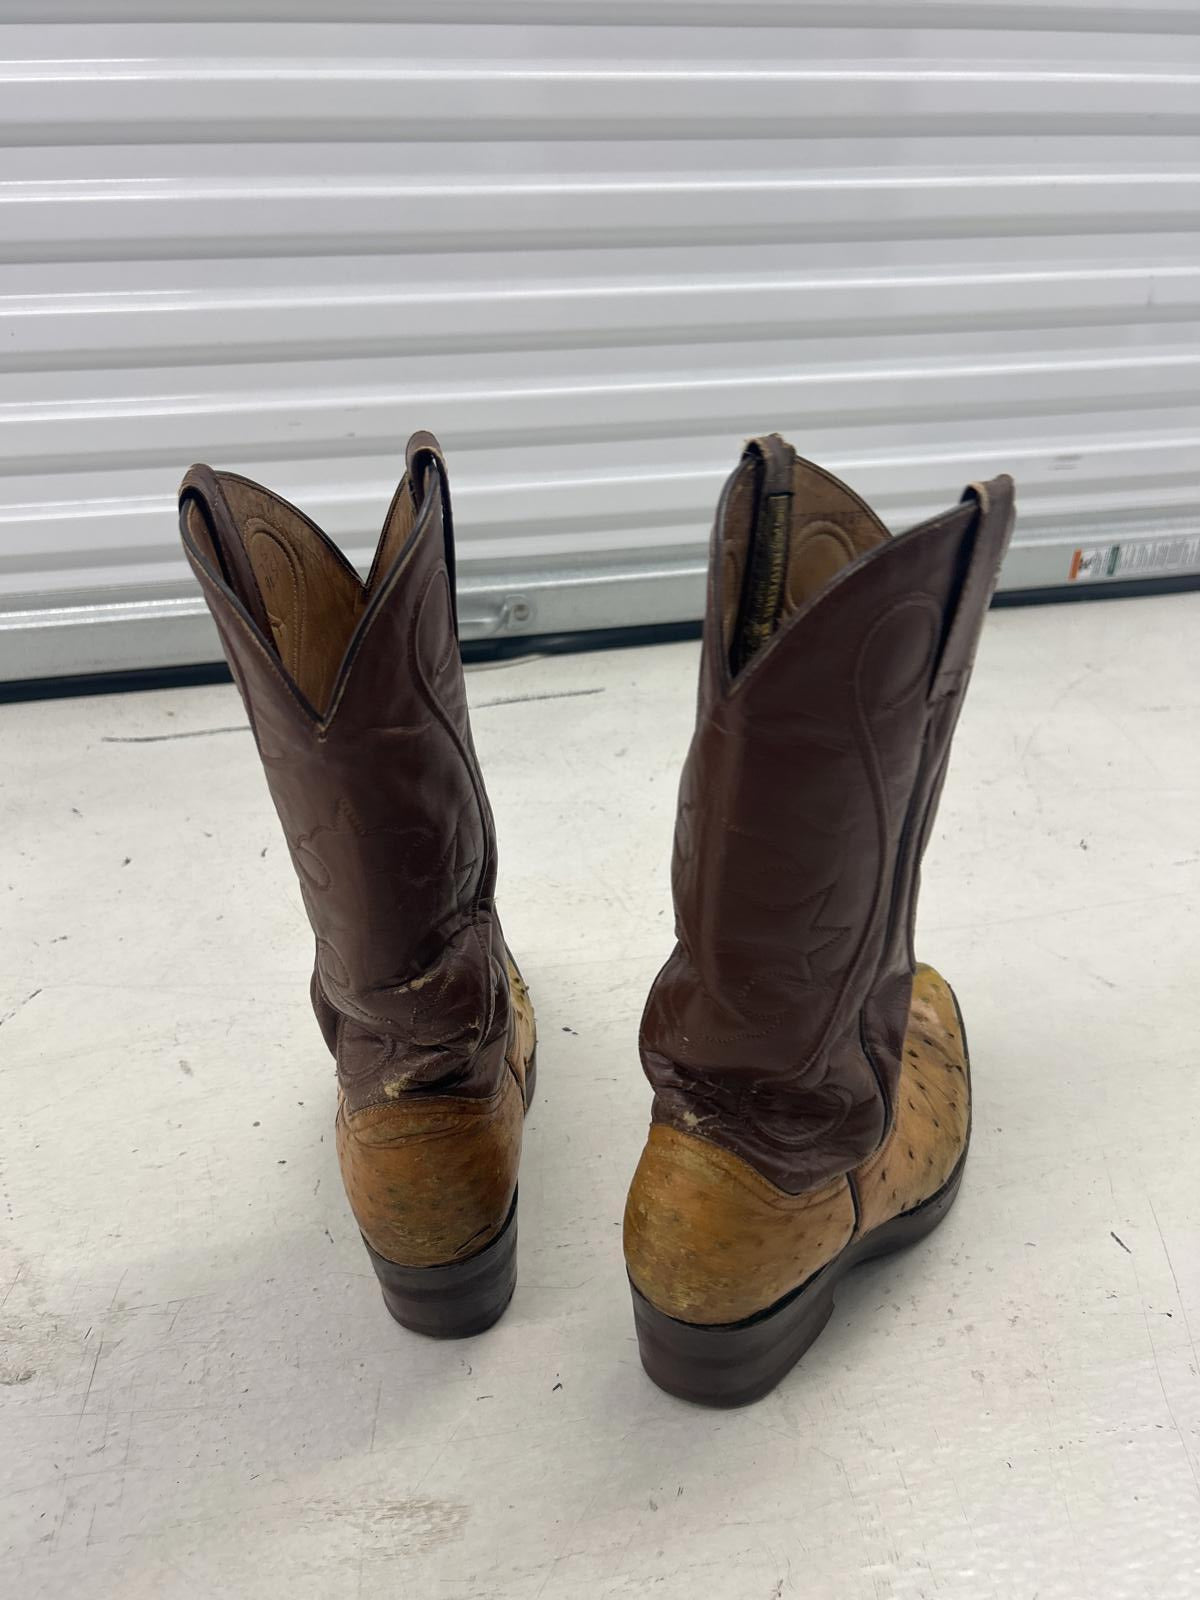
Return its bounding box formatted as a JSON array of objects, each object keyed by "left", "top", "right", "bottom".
[{"left": 3, "top": 3, "right": 1200, "bottom": 681}]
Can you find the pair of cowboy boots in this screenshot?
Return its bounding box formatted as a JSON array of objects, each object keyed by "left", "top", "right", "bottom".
[{"left": 180, "top": 431, "right": 1013, "bottom": 1406}]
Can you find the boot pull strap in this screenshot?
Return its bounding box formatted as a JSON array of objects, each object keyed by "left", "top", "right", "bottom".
[
  {"left": 742, "top": 432, "right": 796, "bottom": 498},
  {"left": 405, "top": 430, "right": 458, "bottom": 637},
  {"left": 729, "top": 434, "right": 798, "bottom": 674},
  {"left": 931, "top": 474, "right": 1016, "bottom": 701}
]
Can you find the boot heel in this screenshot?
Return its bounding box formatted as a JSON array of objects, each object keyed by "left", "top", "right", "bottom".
[
  {"left": 363, "top": 1193, "right": 519, "bottom": 1339},
  {"left": 629, "top": 1269, "right": 838, "bottom": 1409},
  {"left": 630, "top": 1154, "right": 967, "bottom": 1407}
]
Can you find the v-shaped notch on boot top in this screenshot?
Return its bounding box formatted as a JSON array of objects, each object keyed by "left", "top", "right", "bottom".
[{"left": 179, "top": 432, "right": 454, "bottom": 724}]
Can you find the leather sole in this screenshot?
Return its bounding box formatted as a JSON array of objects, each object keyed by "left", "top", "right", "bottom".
[{"left": 629, "top": 1141, "right": 968, "bottom": 1406}]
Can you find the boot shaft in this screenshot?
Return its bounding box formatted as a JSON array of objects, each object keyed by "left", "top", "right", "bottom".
[
  {"left": 642, "top": 438, "right": 1014, "bottom": 1191},
  {"left": 179, "top": 435, "right": 507, "bottom": 1105}
]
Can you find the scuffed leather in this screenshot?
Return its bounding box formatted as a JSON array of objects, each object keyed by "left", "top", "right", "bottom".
[
  {"left": 337, "top": 958, "right": 534, "bottom": 1267},
  {"left": 338, "top": 1060, "right": 524, "bottom": 1268},
  {"left": 625, "top": 963, "right": 969, "bottom": 1324},
  {"left": 178, "top": 441, "right": 515, "bottom": 1117},
  {"left": 640, "top": 444, "right": 1014, "bottom": 1193},
  {"left": 624, "top": 1124, "right": 854, "bottom": 1325}
]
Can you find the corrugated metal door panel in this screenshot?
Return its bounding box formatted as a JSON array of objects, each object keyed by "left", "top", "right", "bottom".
[
  {"left": 2, "top": 11, "right": 1199, "bottom": 680},
  {"left": 9, "top": 3, "right": 1200, "bottom": 28}
]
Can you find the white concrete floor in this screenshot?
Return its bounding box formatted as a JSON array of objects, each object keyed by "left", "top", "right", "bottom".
[{"left": 2, "top": 593, "right": 1199, "bottom": 1599}]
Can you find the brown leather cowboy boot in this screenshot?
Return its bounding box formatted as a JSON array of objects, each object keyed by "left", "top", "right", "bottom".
[
  {"left": 624, "top": 436, "right": 1013, "bottom": 1403},
  {"left": 179, "top": 432, "right": 535, "bottom": 1337}
]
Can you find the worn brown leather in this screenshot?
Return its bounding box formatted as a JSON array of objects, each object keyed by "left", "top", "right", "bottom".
[
  {"left": 336, "top": 958, "right": 535, "bottom": 1267},
  {"left": 624, "top": 962, "right": 968, "bottom": 1324},
  {"left": 639, "top": 439, "right": 1013, "bottom": 1193},
  {"left": 179, "top": 433, "right": 532, "bottom": 1267},
  {"left": 337, "top": 1081, "right": 522, "bottom": 1267},
  {"left": 624, "top": 1127, "right": 854, "bottom": 1325}
]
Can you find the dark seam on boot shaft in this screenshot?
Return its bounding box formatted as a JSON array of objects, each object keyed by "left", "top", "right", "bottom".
[
  {"left": 846, "top": 1168, "right": 863, "bottom": 1237},
  {"left": 858, "top": 1006, "right": 893, "bottom": 1147}
]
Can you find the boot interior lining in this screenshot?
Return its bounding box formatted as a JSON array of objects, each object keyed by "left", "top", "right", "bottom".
[
  {"left": 722, "top": 453, "right": 891, "bottom": 674},
  {"left": 219, "top": 478, "right": 367, "bottom": 716},
  {"left": 187, "top": 473, "right": 430, "bottom": 718},
  {"left": 367, "top": 476, "right": 418, "bottom": 597}
]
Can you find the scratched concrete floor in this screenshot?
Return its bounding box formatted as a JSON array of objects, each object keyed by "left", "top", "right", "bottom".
[{"left": 2, "top": 593, "right": 1199, "bottom": 1599}]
